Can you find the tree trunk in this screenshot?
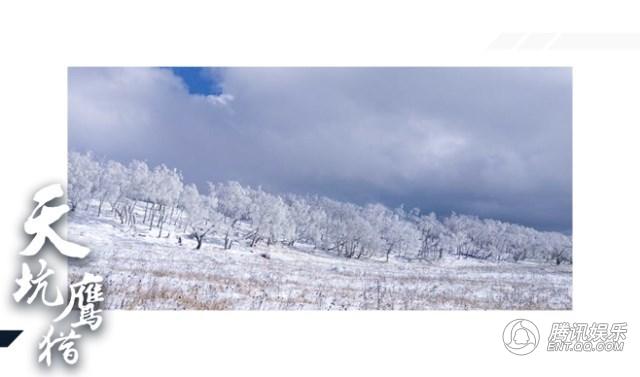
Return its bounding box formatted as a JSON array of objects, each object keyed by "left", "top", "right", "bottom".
[
  {"left": 143, "top": 201, "right": 150, "bottom": 224},
  {"left": 224, "top": 232, "right": 231, "bottom": 250},
  {"left": 174, "top": 209, "right": 182, "bottom": 225},
  {"left": 129, "top": 200, "right": 137, "bottom": 226},
  {"left": 386, "top": 246, "right": 393, "bottom": 262},
  {"left": 158, "top": 220, "right": 164, "bottom": 238},
  {"left": 97, "top": 196, "right": 105, "bottom": 217},
  {"left": 156, "top": 205, "right": 163, "bottom": 227},
  {"left": 148, "top": 204, "right": 156, "bottom": 230},
  {"left": 250, "top": 234, "right": 260, "bottom": 247}
]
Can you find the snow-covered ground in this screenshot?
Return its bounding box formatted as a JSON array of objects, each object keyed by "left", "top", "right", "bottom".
[{"left": 68, "top": 211, "right": 572, "bottom": 310}]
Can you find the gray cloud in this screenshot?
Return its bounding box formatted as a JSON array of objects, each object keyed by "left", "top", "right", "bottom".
[{"left": 69, "top": 67, "right": 572, "bottom": 231}]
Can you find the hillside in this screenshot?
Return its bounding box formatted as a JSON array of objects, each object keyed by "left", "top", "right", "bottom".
[{"left": 68, "top": 209, "right": 571, "bottom": 310}]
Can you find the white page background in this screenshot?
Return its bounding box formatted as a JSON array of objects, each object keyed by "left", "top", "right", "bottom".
[{"left": 1, "top": 1, "right": 638, "bottom": 375}]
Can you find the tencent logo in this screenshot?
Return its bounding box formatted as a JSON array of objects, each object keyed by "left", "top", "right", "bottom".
[{"left": 503, "top": 319, "right": 540, "bottom": 355}]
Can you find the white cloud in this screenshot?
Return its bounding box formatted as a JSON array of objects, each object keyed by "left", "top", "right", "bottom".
[{"left": 206, "top": 93, "right": 234, "bottom": 106}]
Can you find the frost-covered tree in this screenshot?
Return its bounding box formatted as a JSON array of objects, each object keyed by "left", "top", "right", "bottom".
[
  {"left": 182, "top": 185, "right": 220, "bottom": 250},
  {"left": 442, "top": 214, "right": 492, "bottom": 260},
  {"left": 341, "top": 208, "right": 382, "bottom": 259},
  {"left": 213, "top": 181, "right": 252, "bottom": 249},
  {"left": 364, "top": 204, "right": 420, "bottom": 262},
  {"left": 411, "top": 210, "right": 447, "bottom": 259},
  {"left": 284, "top": 195, "right": 330, "bottom": 248},
  {"left": 124, "top": 159, "right": 156, "bottom": 225},
  {"left": 147, "top": 164, "right": 183, "bottom": 237},
  {"left": 179, "top": 183, "right": 201, "bottom": 230},
  {"left": 246, "top": 189, "right": 293, "bottom": 247},
  {"left": 68, "top": 151, "right": 100, "bottom": 211},
  {"left": 93, "top": 160, "right": 129, "bottom": 217},
  {"left": 67, "top": 150, "right": 572, "bottom": 264}
]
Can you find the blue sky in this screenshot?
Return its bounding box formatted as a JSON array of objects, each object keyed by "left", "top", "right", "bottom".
[
  {"left": 68, "top": 67, "right": 572, "bottom": 232},
  {"left": 168, "top": 67, "right": 222, "bottom": 96}
]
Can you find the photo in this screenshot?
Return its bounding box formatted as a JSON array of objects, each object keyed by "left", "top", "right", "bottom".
[{"left": 67, "top": 67, "right": 572, "bottom": 310}]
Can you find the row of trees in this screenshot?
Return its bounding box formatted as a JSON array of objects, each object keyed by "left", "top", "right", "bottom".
[{"left": 68, "top": 152, "right": 572, "bottom": 264}]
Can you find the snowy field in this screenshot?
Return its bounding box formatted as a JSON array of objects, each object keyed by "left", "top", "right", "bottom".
[{"left": 68, "top": 211, "right": 572, "bottom": 310}]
